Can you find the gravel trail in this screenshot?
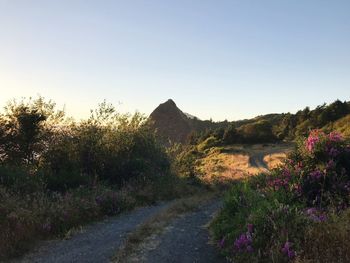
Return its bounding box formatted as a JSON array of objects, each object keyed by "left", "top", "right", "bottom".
[
  {"left": 139, "top": 200, "right": 228, "bottom": 263},
  {"left": 14, "top": 203, "right": 172, "bottom": 263}
]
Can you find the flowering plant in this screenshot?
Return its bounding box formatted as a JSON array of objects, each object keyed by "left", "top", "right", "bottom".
[
  {"left": 212, "top": 130, "right": 350, "bottom": 262},
  {"left": 268, "top": 130, "right": 350, "bottom": 208}
]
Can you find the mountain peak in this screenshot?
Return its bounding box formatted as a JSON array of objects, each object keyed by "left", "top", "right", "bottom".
[
  {"left": 149, "top": 99, "right": 191, "bottom": 143},
  {"left": 152, "top": 99, "right": 182, "bottom": 116},
  {"left": 163, "top": 99, "right": 177, "bottom": 107}
]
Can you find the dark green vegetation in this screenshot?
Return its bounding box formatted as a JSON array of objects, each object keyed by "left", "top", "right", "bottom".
[
  {"left": 189, "top": 100, "right": 350, "bottom": 147},
  {"left": 150, "top": 99, "right": 350, "bottom": 145},
  {"left": 211, "top": 130, "right": 350, "bottom": 262},
  {"left": 0, "top": 97, "right": 200, "bottom": 259}
]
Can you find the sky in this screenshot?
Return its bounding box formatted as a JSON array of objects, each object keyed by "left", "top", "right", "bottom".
[{"left": 0, "top": 0, "right": 349, "bottom": 121}]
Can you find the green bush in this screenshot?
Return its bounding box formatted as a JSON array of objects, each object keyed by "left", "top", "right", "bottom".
[
  {"left": 197, "top": 136, "right": 220, "bottom": 152},
  {"left": 0, "top": 98, "right": 171, "bottom": 191},
  {"left": 211, "top": 181, "right": 307, "bottom": 262},
  {"left": 0, "top": 166, "right": 45, "bottom": 193},
  {"left": 171, "top": 144, "right": 203, "bottom": 178}
]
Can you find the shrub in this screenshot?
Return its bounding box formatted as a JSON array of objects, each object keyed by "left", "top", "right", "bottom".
[
  {"left": 222, "top": 125, "right": 240, "bottom": 144},
  {"left": 269, "top": 130, "right": 350, "bottom": 208},
  {"left": 211, "top": 130, "right": 350, "bottom": 262},
  {"left": 0, "top": 166, "right": 45, "bottom": 193},
  {"left": 171, "top": 145, "right": 203, "bottom": 178},
  {"left": 0, "top": 98, "right": 187, "bottom": 259},
  {"left": 0, "top": 97, "right": 64, "bottom": 166},
  {"left": 197, "top": 136, "right": 220, "bottom": 152},
  {"left": 238, "top": 120, "right": 278, "bottom": 144},
  {"left": 211, "top": 181, "right": 307, "bottom": 262}
]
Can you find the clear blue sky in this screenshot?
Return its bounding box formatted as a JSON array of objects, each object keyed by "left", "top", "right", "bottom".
[{"left": 0, "top": 0, "right": 349, "bottom": 121}]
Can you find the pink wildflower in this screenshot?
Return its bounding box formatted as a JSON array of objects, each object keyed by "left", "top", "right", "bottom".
[
  {"left": 218, "top": 237, "right": 226, "bottom": 248},
  {"left": 310, "top": 170, "right": 323, "bottom": 180},
  {"left": 329, "top": 131, "right": 343, "bottom": 142},
  {"left": 247, "top": 223, "right": 254, "bottom": 233},
  {"left": 282, "top": 242, "right": 296, "bottom": 259}
]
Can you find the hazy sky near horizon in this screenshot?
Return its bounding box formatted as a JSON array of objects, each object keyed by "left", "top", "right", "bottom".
[{"left": 0, "top": 1, "right": 349, "bottom": 121}]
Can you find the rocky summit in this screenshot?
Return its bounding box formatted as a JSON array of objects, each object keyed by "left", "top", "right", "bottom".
[{"left": 149, "top": 99, "right": 193, "bottom": 144}]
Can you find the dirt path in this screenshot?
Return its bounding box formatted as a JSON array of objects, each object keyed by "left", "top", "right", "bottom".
[
  {"left": 14, "top": 200, "right": 226, "bottom": 263},
  {"left": 247, "top": 144, "right": 293, "bottom": 171},
  {"left": 13, "top": 145, "right": 292, "bottom": 263},
  {"left": 248, "top": 152, "right": 268, "bottom": 169},
  {"left": 14, "top": 203, "right": 173, "bottom": 263},
  {"left": 131, "top": 200, "right": 228, "bottom": 263}
]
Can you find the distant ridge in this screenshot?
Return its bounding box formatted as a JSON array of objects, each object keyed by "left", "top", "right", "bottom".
[{"left": 149, "top": 99, "right": 350, "bottom": 144}]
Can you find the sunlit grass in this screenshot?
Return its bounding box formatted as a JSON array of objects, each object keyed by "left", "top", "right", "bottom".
[
  {"left": 196, "top": 144, "right": 292, "bottom": 185},
  {"left": 264, "top": 152, "right": 288, "bottom": 169}
]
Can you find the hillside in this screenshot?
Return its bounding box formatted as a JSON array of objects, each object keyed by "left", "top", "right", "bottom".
[
  {"left": 323, "top": 113, "right": 350, "bottom": 137},
  {"left": 149, "top": 99, "right": 350, "bottom": 144},
  {"left": 149, "top": 99, "right": 228, "bottom": 143}
]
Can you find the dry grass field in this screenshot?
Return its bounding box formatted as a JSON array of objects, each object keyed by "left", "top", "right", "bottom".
[
  {"left": 263, "top": 152, "right": 289, "bottom": 169},
  {"left": 196, "top": 143, "right": 293, "bottom": 184}
]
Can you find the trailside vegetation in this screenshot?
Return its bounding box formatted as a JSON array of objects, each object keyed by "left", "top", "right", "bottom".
[
  {"left": 210, "top": 130, "right": 350, "bottom": 262},
  {"left": 0, "top": 97, "right": 199, "bottom": 259}
]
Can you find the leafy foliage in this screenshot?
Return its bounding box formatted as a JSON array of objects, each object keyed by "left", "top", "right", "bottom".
[
  {"left": 0, "top": 98, "right": 170, "bottom": 192},
  {"left": 0, "top": 97, "right": 64, "bottom": 166}
]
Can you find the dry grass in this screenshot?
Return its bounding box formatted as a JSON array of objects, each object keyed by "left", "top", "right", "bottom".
[
  {"left": 196, "top": 144, "right": 292, "bottom": 185},
  {"left": 263, "top": 152, "right": 287, "bottom": 169},
  {"left": 112, "top": 193, "right": 216, "bottom": 263},
  {"left": 296, "top": 209, "right": 350, "bottom": 263},
  {"left": 198, "top": 152, "right": 258, "bottom": 183}
]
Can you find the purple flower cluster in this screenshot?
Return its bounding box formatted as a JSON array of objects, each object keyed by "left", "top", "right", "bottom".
[
  {"left": 329, "top": 131, "right": 343, "bottom": 142},
  {"left": 293, "top": 183, "right": 302, "bottom": 196},
  {"left": 281, "top": 241, "right": 296, "bottom": 259},
  {"left": 306, "top": 130, "right": 322, "bottom": 152},
  {"left": 234, "top": 233, "right": 253, "bottom": 253},
  {"left": 269, "top": 178, "right": 289, "bottom": 190},
  {"left": 305, "top": 208, "right": 327, "bottom": 222},
  {"left": 234, "top": 224, "right": 254, "bottom": 253},
  {"left": 326, "top": 160, "right": 335, "bottom": 170},
  {"left": 309, "top": 170, "right": 323, "bottom": 180},
  {"left": 218, "top": 237, "right": 225, "bottom": 248},
  {"left": 269, "top": 168, "right": 292, "bottom": 190},
  {"left": 42, "top": 222, "right": 52, "bottom": 233},
  {"left": 328, "top": 147, "right": 340, "bottom": 158},
  {"left": 305, "top": 130, "right": 344, "bottom": 155}
]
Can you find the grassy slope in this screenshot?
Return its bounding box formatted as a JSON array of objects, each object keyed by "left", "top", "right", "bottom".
[{"left": 323, "top": 113, "right": 350, "bottom": 138}]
